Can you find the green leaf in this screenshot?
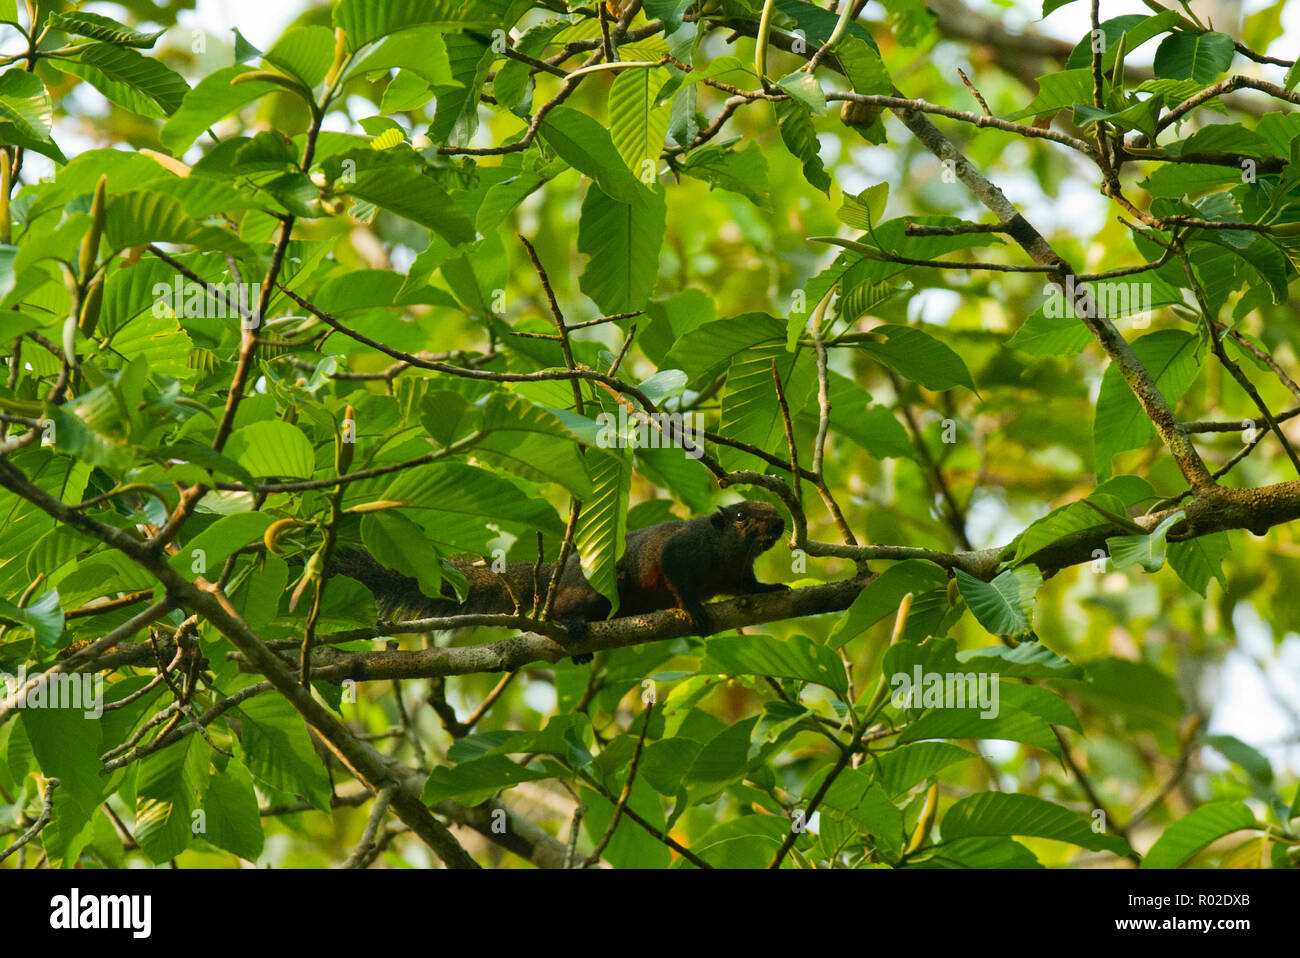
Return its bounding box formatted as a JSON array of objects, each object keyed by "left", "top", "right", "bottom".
[
  {"left": 1013, "top": 478, "right": 1154, "bottom": 565},
  {"left": 577, "top": 183, "right": 666, "bottom": 314},
  {"left": 837, "top": 183, "right": 889, "bottom": 231},
  {"left": 608, "top": 66, "right": 672, "bottom": 179},
  {"left": 679, "top": 141, "right": 772, "bottom": 209},
  {"left": 1094, "top": 330, "right": 1201, "bottom": 479},
  {"left": 361, "top": 510, "right": 443, "bottom": 598},
  {"left": 169, "top": 512, "right": 275, "bottom": 581},
  {"left": 135, "top": 735, "right": 210, "bottom": 863},
  {"left": 943, "top": 792, "right": 1131, "bottom": 855},
  {"left": 1205, "top": 734, "right": 1273, "bottom": 787},
  {"left": 898, "top": 705, "right": 1063, "bottom": 758},
  {"left": 1106, "top": 509, "right": 1184, "bottom": 573},
  {"left": 776, "top": 71, "right": 826, "bottom": 115},
  {"left": 160, "top": 66, "right": 280, "bottom": 155},
  {"left": 1141, "top": 801, "right": 1258, "bottom": 868},
  {"left": 430, "top": 32, "right": 493, "bottom": 146},
  {"left": 1167, "top": 531, "right": 1230, "bottom": 595},
  {"left": 476, "top": 392, "right": 593, "bottom": 498},
  {"left": 1152, "top": 31, "right": 1235, "bottom": 83},
  {"left": 718, "top": 342, "right": 816, "bottom": 472},
  {"left": 334, "top": 0, "right": 524, "bottom": 50},
  {"left": 47, "top": 11, "right": 165, "bottom": 48},
  {"left": 226, "top": 420, "right": 316, "bottom": 480},
  {"left": 49, "top": 42, "right": 189, "bottom": 119},
  {"left": 954, "top": 566, "right": 1041, "bottom": 638},
  {"left": 20, "top": 704, "right": 105, "bottom": 847},
  {"left": 957, "top": 641, "right": 1084, "bottom": 680},
  {"left": 0, "top": 590, "right": 64, "bottom": 646},
  {"left": 818, "top": 774, "right": 905, "bottom": 853},
  {"left": 573, "top": 448, "right": 631, "bottom": 613},
  {"left": 661, "top": 313, "right": 785, "bottom": 382},
  {"left": 854, "top": 324, "right": 976, "bottom": 391},
  {"left": 236, "top": 693, "right": 331, "bottom": 812},
  {"left": 201, "top": 758, "right": 264, "bottom": 862},
  {"left": 1007, "top": 305, "right": 1093, "bottom": 356},
  {"left": 870, "top": 742, "right": 976, "bottom": 797},
  {"left": 346, "top": 26, "right": 455, "bottom": 87},
  {"left": 1007, "top": 69, "right": 1093, "bottom": 121},
  {"left": 264, "top": 25, "right": 336, "bottom": 88},
  {"left": 1082, "top": 657, "right": 1185, "bottom": 723},
  {"left": 774, "top": 99, "right": 830, "bottom": 194},
  {"left": 422, "top": 754, "right": 551, "bottom": 805},
  {"left": 105, "top": 189, "right": 250, "bottom": 255},
  {"left": 693, "top": 814, "right": 789, "bottom": 867},
  {"left": 701, "top": 633, "right": 848, "bottom": 696},
  {"left": 542, "top": 105, "right": 648, "bottom": 207},
  {"left": 582, "top": 780, "right": 671, "bottom": 867},
  {"left": 0, "top": 69, "right": 65, "bottom": 162},
  {"left": 828, "top": 559, "right": 949, "bottom": 649}
]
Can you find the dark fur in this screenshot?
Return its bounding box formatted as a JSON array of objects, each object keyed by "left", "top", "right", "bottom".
[{"left": 329, "top": 500, "right": 787, "bottom": 662}]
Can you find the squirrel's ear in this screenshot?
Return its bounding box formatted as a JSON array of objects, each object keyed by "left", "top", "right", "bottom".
[{"left": 711, "top": 508, "right": 727, "bottom": 529}]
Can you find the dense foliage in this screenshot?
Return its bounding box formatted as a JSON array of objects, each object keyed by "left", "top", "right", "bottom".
[{"left": 0, "top": 0, "right": 1297, "bottom": 869}]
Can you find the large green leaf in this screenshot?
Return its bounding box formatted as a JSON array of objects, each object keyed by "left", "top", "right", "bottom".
[
  {"left": 608, "top": 66, "right": 672, "bottom": 179},
  {"left": 1167, "top": 531, "right": 1230, "bottom": 596},
  {"left": 1093, "top": 330, "right": 1201, "bottom": 479},
  {"left": 954, "top": 566, "right": 1041, "bottom": 638},
  {"left": 201, "top": 758, "right": 264, "bottom": 862},
  {"left": 855, "top": 324, "right": 975, "bottom": 391},
  {"left": 0, "top": 68, "right": 64, "bottom": 161},
  {"left": 701, "top": 633, "right": 848, "bottom": 696},
  {"left": 235, "top": 693, "right": 331, "bottom": 812},
  {"left": 105, "top": 190, "right": 250, "bottom": 255},
  {"left": 573, "top": 447, "right": 631, "bottom": 613},
  {"left": 542, "top": 106, "right": 648, "bottom": 206},
  {"left": 1152, "top": 31, "right": 1235, "bottom": 83},
  {"left": 1106, "top": 509, "right": 1185, "bottom": 573},
  {"left": 475, "top": 392, "right": 593, "bottom": 498},
  {"left": 135, "top": 735, "right": 210, "bottom": 863},
  {"left": 1013, "top": 476, "right": 1154, "bottom": 564},
  {"left": 334, "top": 0, "right": 525, "bottom": 49},
  {"left": 264, "top": 25, "right": 336, "bottom": 88},
  {"left": 160, "top": 66, "right": 281, "bottom": 154},
  {"left": 421, "top": 754, "right": 551, "bottom": 805},
  {"left": 828, "top": 559, "right": 949, "bottom": 648},
  {"left": 897, "top": 705, "right": 1062, "bottom": 758},
  {"left": 361, "top": 510, "right": 443, "bottom": 598},
  {"left": 774, "top": 99, "right": 830, "bottom": 194},
  {"left": 1141, "top": 801, "right": 1258, "bottom": 868},
  {"left": 678, "top": 142, "right": 772, "bottom": 209},
  {"left": 50, "top": 43, "right": 189, "bottom": 118},
  {"left": 47, "top": 11, "right": 165, "bottom": 48},
  {"left": 943, "top": 792, "right": 1131, "bottom": 855},
  {"left": 169, "top": 512, "right": 275, "bottom": 581},
  {"left": 228, "top": 420, "right": 316, "bottom": 479},
  {"left": 577, "top": 183, "right": 666, "bottom": 314}
]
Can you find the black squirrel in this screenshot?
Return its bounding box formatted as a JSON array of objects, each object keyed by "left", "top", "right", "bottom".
[{"left": 330, "top": 500, "right": 789, "bottom": 662}]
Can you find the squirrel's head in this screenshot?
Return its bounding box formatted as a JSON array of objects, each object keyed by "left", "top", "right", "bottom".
[{"left": 711, "top": 500, "right": 784, "bottom": 556}]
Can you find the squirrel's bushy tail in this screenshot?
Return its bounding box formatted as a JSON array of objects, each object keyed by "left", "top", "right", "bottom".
[
  {"left": 328, "top": 548, "right": 464, "bottom": 622},
  {"left": 328, "top": 548, "right": 556, "bottom": 623}
]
